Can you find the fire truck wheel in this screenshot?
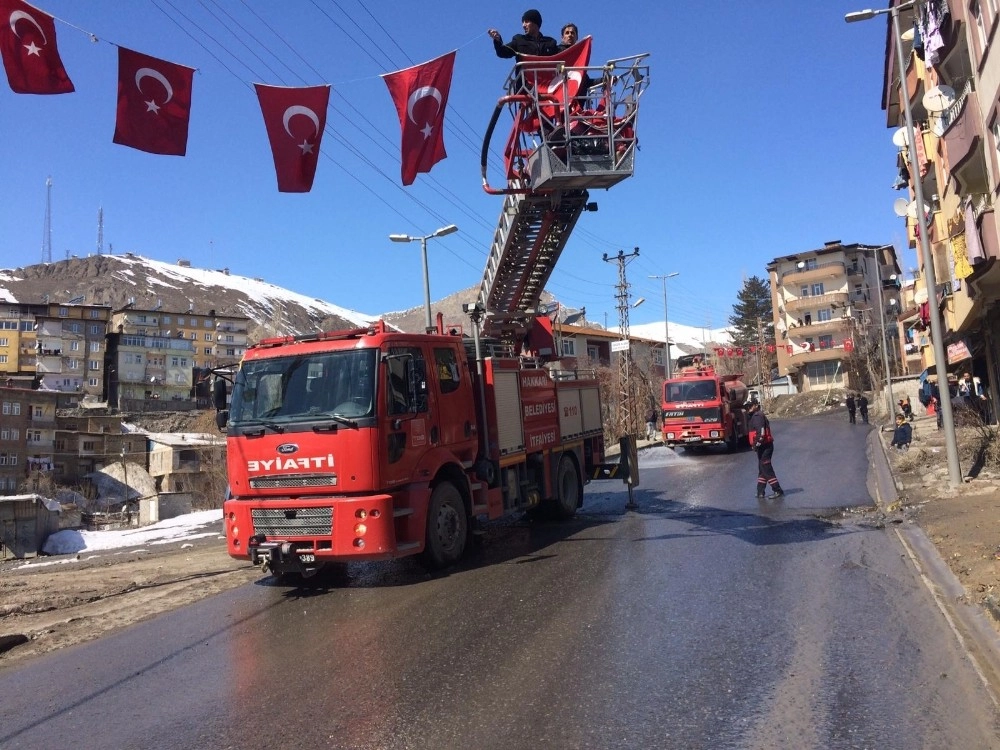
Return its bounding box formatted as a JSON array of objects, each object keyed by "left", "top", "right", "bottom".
[
  {"left": 422, "top": 481, "right": 469, "bottom": 568},
  {"left": 552, "top": 455, "right": 581, "bottom": 519}
]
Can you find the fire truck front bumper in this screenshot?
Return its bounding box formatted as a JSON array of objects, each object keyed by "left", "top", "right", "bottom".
[{"left": 662, "top": 428, "right": 725, "bottom": 448}]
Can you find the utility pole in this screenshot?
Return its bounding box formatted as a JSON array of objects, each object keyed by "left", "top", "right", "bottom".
[{"left": 604, "top": 248, "right": 641, "bottom": 438}]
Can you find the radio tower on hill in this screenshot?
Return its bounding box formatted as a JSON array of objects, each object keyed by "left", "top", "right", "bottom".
[{"left": 41, "top": 176, "right": 53, "bottom": 263}]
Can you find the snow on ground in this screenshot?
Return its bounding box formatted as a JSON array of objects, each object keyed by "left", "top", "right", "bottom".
[{"left": 12, "top": 510, "right": 226, "bottom": 570}]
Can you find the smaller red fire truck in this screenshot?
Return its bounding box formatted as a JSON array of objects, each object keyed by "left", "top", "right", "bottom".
[{"left": 660, "top": 354, "right": 749, "bottom": 452}]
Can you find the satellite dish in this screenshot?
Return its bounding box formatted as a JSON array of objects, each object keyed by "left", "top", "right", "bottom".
[
  {"left": 906, "top": 200, "right": 931, "bottom": 219},
  {"left": 901, "top": 27, "right": 915, "bottom": 42},
  {"left": 891, "top": 127, "right": 909, "bottom": 148},
  {"left": 922, "top": 84, "right": 956, "bottom": 114},
  {"left": 913, "top": 288, "right": 928, "bottom": 304},
  {"left": 893, "top": 198, "right": 909, "bottom": 217}
]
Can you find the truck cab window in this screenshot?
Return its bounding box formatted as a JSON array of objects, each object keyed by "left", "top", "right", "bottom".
[
  {"left": 387, "top": 347, "right": 429, "bottom": 415},
  {"left": 434, "top": 347, "right": 461, "bottom": 395}
]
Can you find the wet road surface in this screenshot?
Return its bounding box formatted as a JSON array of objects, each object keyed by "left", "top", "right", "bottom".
[{"left": 3, "top": 415, "right": 1000, "bottom": 749}]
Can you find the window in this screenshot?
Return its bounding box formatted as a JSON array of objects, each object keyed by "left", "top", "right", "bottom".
[
  {"left": 561, "top": 338, "right": 576, "bottom": 356},
  {"left": 587, "top": 345, "right": 599, "bottom": 360},
  {"left": 652, "top": 348, "right": 663, "bottom": 365},
  {"left": 190, "top": 332, "right": 196, "bottom": 340},
  {"left": 972, "top": 0, "right": 988, "bottom": 51},
  {"left": 204, "top": 347, "right": 212, "bottom": 355},
  {"left": 811, "top": 282, "right": 825, "bottom": 296},
  {"left": 817, "top": 309, "right": 832, "bottom": 322},
  {"left": 33, "top": 406, "right": 42, "bottom": 418},
  {"left": 69, "top": 322, "right": 81, "bottom": 333},
  {"left": 89, "top": 378, "right": 99, "bottom": 387},
  {"left": 90, "top": 324, "right": 102, "bottom": 334},
  {"left": 58, "top": 307, "right": 68, "bottom": 317},
  {"left": 0, "top": 355, "right": 6, "bottom": 364},
  {"left": 806, "top": 360, "right": 843, "bottom": 386},
  {"left": 90, "top": 341, "right": 101, "bottom": 352},
  {"left": 90, "top": 309, "right": 101, "bottom": 318},
  {"left": 163, "top": 316, "right": 171, "bottom": 324},
  {"left": 89, "top": 360, "right": 100, "bottom": 371},
  {"left": 434, "top": 348, "right": 461, "bottom": 394},
  {"left": 204, "top": 333, "right": 213, "bottom": 341},
  {"left": 70, "top": 341, "right": 80, "bottom": 351},
  {"left": 0, "top": 338, "right": 7, "bottom": 347},
  {"left": 818, "top": 334, "right": 834, "bottom": 349},
  {"left": 68, "top": 359, "right": 80, "bottom": 370},
  {"left": 27, "top": 430, "right": 40, "bottom": 442},
  {"left": 2, "top": 401, "right": 20, "bottom": 415},
  {"left": 800, "top": 286, "right": 809, "bottom": 298},
  {"left": 0, "top": 428, "right": 8, "bottom": 440},
  {"left": 177, "top": 317, "right": 184, "bottom": 326},
  {"left": 83, "top": 441, "right": 95, "bottom": 451}
]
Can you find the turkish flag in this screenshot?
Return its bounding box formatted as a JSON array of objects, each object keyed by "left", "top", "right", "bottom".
[
  {"left": 0, "top": 0, "right": 73, "bottom": 94},
  {"left": 113, "top": 47, "right": 194, "bottom": 156},
  {"left": 255, "top": 83, "right": 329, "bottom": 193},
  {"left": 382, "top": 50, "right": 455, "bottom": 186},
  {"left": 518, "top": 37, "right": 591, "bottom": 117}
]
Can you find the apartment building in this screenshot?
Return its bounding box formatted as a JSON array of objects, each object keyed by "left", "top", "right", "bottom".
[
  {"left": 876, "top": 0, "right": 1000, "bottom": 410},
  {"left": 768, "top": 242, "right": 901, "bottom": 392},
  {"left": 107, "top": 306, "right": 248, "bottom": 408}
]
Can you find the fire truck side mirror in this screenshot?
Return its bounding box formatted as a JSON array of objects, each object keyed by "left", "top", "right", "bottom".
[{"left": 215, "top": 410, "right": 228, "bottom": 432}]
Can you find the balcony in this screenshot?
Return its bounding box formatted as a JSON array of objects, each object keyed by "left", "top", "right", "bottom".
[
  {"left": 781, "top": 261, "right": 846, "bottom": 284},
  {"left": 942, "top": 84, "right": 988, "bottom": 194},
  {"left": 786, "top": 344, "right": 847, "bottom": 365},
  {"left": 796, "top": 316, "right": 852, "bottom": 334},
  {"left": 784, "top": 292, "right": 849, "bottom": 313}
]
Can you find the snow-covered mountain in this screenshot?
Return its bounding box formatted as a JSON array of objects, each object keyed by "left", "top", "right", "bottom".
[
  {"left": 0, "top": 254, "right": 375, "bottom": 334},
  {"left": 629, "top": 320, "right": 732, "bottom": 352}
]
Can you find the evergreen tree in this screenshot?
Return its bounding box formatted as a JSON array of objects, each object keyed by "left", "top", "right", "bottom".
[{"left": 728, "top": 276, "right": 774, "bottom": 348}]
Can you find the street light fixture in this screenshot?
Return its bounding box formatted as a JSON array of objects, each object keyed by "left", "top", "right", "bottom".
[
  {"left": 389, "top": 224, "right": 459, "bottom": 332},
  {"left": 649, "top": 272, "right": 679, "bottom": 378},
  {"left": 846, "top": 2, "right": 962, "bottom": 487}
]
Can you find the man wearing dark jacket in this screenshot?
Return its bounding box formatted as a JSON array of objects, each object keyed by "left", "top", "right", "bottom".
[
  {"left": 748, "top": 400, "right": 784, "bottom": 499},
  {"left": 890, "top": 414, "right": 912, "bottom": 450},
  {"left": 488, "top": 9, "right": 559, "bottom": 58}
]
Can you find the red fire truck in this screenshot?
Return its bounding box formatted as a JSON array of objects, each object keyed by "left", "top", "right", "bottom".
[
  {"left": 660, "top": 355, "right": 749, "bottom": 452},
  {"left": 218, "top": 321, "right": 606, "bottom": 577}
]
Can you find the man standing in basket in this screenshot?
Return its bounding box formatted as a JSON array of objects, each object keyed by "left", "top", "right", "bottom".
[{"left": 748, "top": 400, "right": 784, "bottom": 500}]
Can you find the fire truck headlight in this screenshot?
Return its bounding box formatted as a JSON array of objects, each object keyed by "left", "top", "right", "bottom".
[
  {"left": 710, "top": 430, "right": 720, "bottom": 438},
  {"left": 353, "top": 538, "right": 365, "bottom": 549},
  {"left": 231, "top": 526, "right": 239, "bottom": 538},
  {"left": 354, "top": 523, "right": 367, "bottom": 536},
  {"left": 355, "top": 509, "right": 367, "bottom": 520},
  {"left": 666, "top": 432, "right": 675, "bottom": 440}
]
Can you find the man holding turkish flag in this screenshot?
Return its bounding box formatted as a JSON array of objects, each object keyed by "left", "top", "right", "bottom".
[
  {"left": 0, "top": 0, "right": 74, "bottom": 94},
  {"left": 382, "top": 50, "right": 455, "bottom": 186},
  {"left": 113, "top": 47, "right": 194, "bottom": 156},
  {"left": 255, "top": 83, "right": 330, "bottom": 193}
]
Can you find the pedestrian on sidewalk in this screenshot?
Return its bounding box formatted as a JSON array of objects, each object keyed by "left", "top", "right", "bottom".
[
  {"left": 748, "top": 400, "right": 784, "bottom": 500},
  {"left": 645, "top": 407, "right": 658, "bottom": 441},
  {"left": 846, "top": 393, "right": 856, "bottom": 424},
  {"left": 858, "top": 394, "right": 869, "bottom": 424},
  {"left": 890, "top": 413, "right": 912, "bottom": 450},
  {"left": 898, "top": 395, "right": 913, "bottom": 421}
]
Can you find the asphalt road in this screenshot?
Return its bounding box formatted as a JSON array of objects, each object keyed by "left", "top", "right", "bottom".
[{"left": 3, "top": 415, "right": 1000, "bottom": 749}]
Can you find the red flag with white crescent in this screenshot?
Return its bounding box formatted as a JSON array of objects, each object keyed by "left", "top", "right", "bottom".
[
  {"left": 0, "top": 0, "right": 73, "bottom": 94},
  {"left": 255, "top": 83, "right": 330, "bottom": 193},
  {"left": 382, "top": 50, "right": 455, "bottom": 186},
  {"left": 114, "top": 47, "right": 194, "bottom": 156},
  {"left": 518, "top": 36, "right": 591, "bottom": 117}
]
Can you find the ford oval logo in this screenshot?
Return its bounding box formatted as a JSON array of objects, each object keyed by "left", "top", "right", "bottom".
[{"left": 276, "top": 443, "right": 299, "bottom": 455}]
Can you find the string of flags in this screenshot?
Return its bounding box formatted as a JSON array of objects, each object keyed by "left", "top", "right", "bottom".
[
  {"left": 0, "top": 0, "right": 455, "bottom": 191},
  {"left": 713, "top": 339, "right": 856, "bottom": 358}
]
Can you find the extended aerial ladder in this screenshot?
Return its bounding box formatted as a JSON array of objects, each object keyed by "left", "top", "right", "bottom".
[{"left": 478, "top": 40, "right": 650, "bottom": 350}]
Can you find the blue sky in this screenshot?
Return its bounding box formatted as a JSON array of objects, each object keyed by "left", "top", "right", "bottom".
[{"left": 0, "top": 1, "right": 915, "bottom": 331}]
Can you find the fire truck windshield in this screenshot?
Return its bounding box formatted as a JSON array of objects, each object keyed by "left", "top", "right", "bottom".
[
  {"left": 665, "top": 379, "right": 717, "bottom": 403},
  {"left": 229, "top": 348, "right": 377, "bottom": 423}
]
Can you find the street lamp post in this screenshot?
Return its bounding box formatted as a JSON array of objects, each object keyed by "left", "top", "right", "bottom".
[
  {"left": 846, "top": 2, "right": 962, "bottom": 487},
  {"left": 389, "top": 224, "right": 459, "bottom": 332},
  {"left": 870, "top": 248, "right": 895, "bottom": 417},
  {"left": 649, "top": 272, "right": 679, "bottom": 378}
]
